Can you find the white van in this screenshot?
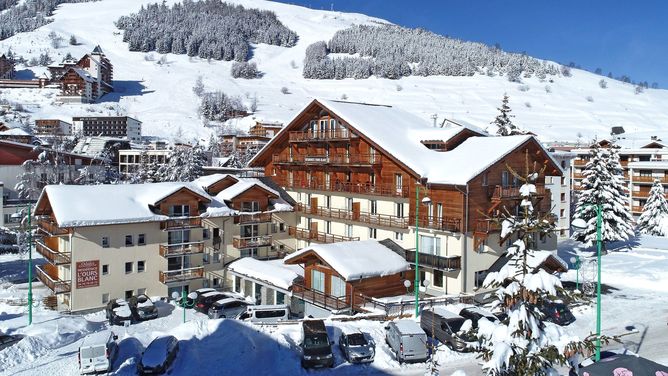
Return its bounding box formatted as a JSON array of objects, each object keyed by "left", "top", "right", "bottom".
[
  {"left": 78, "top": 331, "right": 118, "bottom": 374},
  {"left": 238, "top": 304, "right": 290, "bottom": 323},
  {"left": 385, "top": 320, "right": 429, "bottom": 364}
]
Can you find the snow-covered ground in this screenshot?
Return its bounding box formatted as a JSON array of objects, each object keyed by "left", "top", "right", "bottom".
[
  {"left": 0, "top": 0, "right": 667, "bottom": 142},
  {"left": 1, "top": 235, "right": 668, "bottom": 375}
]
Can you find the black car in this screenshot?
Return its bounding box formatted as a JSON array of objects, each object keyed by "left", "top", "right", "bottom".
[
  {"left": 138, "top": 335, "right": 179, "bottom": 375},
  {"left": 194, "top": 291, "right": 226, "bottom": 313},
  {"left": 105, "top": 299, "right": 134, "bottom": 325},
  {"left": 459, "top": 307, "right": 499, "bottom": 328},
  {"left": 129, "top": 294, "right": 159, "bottom": 321},
  {"left": 0, "top": 334, "right": 24, "bottom": 351},
  {"left": 541, "top": 302, "right": 575, "bottom": 326},
  {"left": 300, "top": 320, "right": 334, "bottom": 369},
  {"left": 176, "top": 288, "right": 217, "bottom": 308}
]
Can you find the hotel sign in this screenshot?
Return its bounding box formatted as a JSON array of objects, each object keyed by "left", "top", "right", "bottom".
[{"left": 76, "top": 260, "right": 99, "bottom": 289}]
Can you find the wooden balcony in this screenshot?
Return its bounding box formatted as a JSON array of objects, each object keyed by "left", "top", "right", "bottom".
[
  {"left": 632, "top": 175, "right": 668, "bottom": 183},
  {"left": 272, "top": 153, "right": 382, "bottom": 167},
  {"left": 573, "top": 159, "right": 588, "bottom": 167},
  {"left": 159, "top": 266, "right": 205, "bottom": 284},
  {"left": 632, "top": 206, "right": 643, "bottom": 213},
  {"left": 35, "top": 240, "right": 71, "bottom": 265},
  {"left": 292, "top": 283, "right": 349, "bottom": 311},
  {"left": 277, "top": 178, "right": 409, "bottom": 199},
  {"left": 296, "top": 203, "right": 409, "bottom": 229},
  {"left": 474, "top": 219, "right": 501, "bottom": 234},
  {"left": 288, "top": 226, "right": 359, "bottom": 244},
  {"left": 233, "top": 235, "right": 273, "bottom": 249},
  {"left": 37, "top": 218, "right": 68, "bottom": 236},
  {"left": 159, "top": 241, "right": 205, "bottom": 257},
  {"left": 289, "top": 129, "right": 356, "bottom": 143},
  {"left": 416, "top": 215, "right": 462, "bottom": 233},
  {"left": 160, "top": 217, "right": 202, "bottom": 230},
  {"left": 404, "top": 250, "right": 461, "bottom": 271},
  {"left": 633, "top": 191, "right": 650, "bottom": 199},
  {"left": 35, "top": 265, "right": 71, "bottom": 294},
  {"left": 491, "top": 185, "right": 546, "bottom": 200},
  {"left": 572, "top": 173, "right": 585, "bottom": 180},
  {"left": 235, "top": 212, "right": 273, "bottom": 224}
]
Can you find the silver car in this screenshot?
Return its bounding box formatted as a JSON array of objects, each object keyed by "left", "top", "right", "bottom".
[
  {"left": 207, "top": 298, "right": 251, "bottom": 319},
  {"left": 338, "top": 330, "right": 375, "bottom": 364}
]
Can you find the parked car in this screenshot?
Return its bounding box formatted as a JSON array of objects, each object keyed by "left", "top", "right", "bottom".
[
  {"left": 385, "top": 320, "right": 429, "bottom": 364},
  {"left": 138, "top": 335, "right": 179, "bottom": 375},
  {"left": 105, "top": 299, "right": 134, "bottom": 325},
  {"left": 459, "top": 307, "right": 499, "bottom": 328},
  {"left": 338, "top": 328, "right": 375, "bottom": 364},
  {"left": 420, "top": 308, "right": 476, "bottom": 352},
  {"left": 129, "top": 294, "right": 159, "bottom": 321},
  {"left": 177, "top": 288, "right": 216, "bottom": 308},
  {"left": 0, "top": 334, "right": 24, "bottom": 351},
  {"left": 299, "top": 320, "right": 334, "bottom": 369},
  {"left": 237, "top": 304, "right": 289, "bottom": 324},
  {"left": 78, "top": 331, "right": 118, "bottom": 375},
  {"left": 194, "top": 291, "right": 226, "bottom": 313},
  {"left": 207, "top": 298, "right": 251, "bottom": 319},
  {"left": 541, "top": 301, "right": 575, "bottom": 326}
]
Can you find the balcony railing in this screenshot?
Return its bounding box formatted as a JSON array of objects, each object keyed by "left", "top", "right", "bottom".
[
  {"left": 233, "top": 235, "right": 273, "bottom": 249},
  {"left": 491, "top": 185, "right": 546, "bottom": 200},
  {"left": 159, "top": 241, "right": 205, "bottom": 257},
  {"left": 160, "top": 217, "right": 202, "bottom": 230},
  {"left": 35, "top": 265, "right": 71, "bottom": 294},
  {"left": 159, "top": 266, "right": 205, "bottom": 284},
  {"left": 632, "top": 175, "right": 668, "bottom": 183},
  {"left": 475, "top": 219, "right": 501, "bottom": 234},
  {"left": 292, "top": 283, "right": 349, "bottom": 311},
  {"left": 37, "top": 218, "right": 68, "bottom": 236},
  {"left": 633, "top": 191, "right": 651, "bottom": 199},
  {"left": 288, "top": 226, "right": 359, "bottom": 244},
  {"left": 296, "top": 203, "right": 408, "bottom": 229},
  {"left": 632, "top": 206, "right": 644, "bottom": 213},
  {"left": 235, "top": 212, "right": 273, "bottom": 224},
  {"left": 415, "top": 215, "right": 462, "bottom": 233},
  {"left": 289, "top": 129, "right": 356, "bottom": 142},
  {"left": 404, "top": 250, "right": 461, "bottom": 271},
  {"left": 272, "top": 153, "right": 382, "bottom": 166},
  {"left": 35, "top": 240, "right": 71, "bottom": 265},
  {"left": 277, "top": 178, "right": 409, "bottom": 199}
]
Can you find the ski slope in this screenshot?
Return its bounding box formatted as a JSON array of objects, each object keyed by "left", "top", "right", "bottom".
[{"left": 0, "top": 0, "right": 667, "bottom": 142}]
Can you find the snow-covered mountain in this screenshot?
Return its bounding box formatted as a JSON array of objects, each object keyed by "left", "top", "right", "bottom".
[{"left": 1, "top": 0, "right": 667, "bottom": 142}]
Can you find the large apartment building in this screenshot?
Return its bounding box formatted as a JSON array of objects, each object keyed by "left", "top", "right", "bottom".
[
  {"left": 72, "top": 116, "right": 142, "bottom": 142},
  {"left": 33, "top": 174, "right": 296, "bottom": 312},
  {"left": 53, "top": 46, "right": 114, "bottom": 103},
  {"left": 250, "top": 99, "right": 562, "bottom": 297}
]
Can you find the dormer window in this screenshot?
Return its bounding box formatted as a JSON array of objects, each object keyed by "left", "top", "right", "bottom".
[{"left": 169, "top": 204, "right": 190, "bottom": 217}]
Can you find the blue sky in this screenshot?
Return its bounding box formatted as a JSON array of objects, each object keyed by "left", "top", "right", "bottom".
[{"left": 274, "top": 0, "right": 667, "bottom": 87}]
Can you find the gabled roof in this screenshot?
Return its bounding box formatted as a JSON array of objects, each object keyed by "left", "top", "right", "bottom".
[
  {"left": 284, "top": 240, "right": 411, "bottom": 281},
  {"left": 251, "top": 99, "right": 561, "bottom": 184},
  {"left": 215, "top": 178, "right": 279, "bottom": 201},
  {"left": 194, "top": 173, "right": 238, "bottom": 191},
  {"left": 227, "top": 258, "right": 303, "bottom": 291}
]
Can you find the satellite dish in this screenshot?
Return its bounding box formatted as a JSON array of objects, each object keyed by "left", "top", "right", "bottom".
[
  {"left": 170, "top": 291, "right": 180, "bottom": 300},
  {"left": 423, "top": 279, "right": 431, "bottom": 288},
  {"left": 403, "top": 280, "right": 411, "bottom": 288}
]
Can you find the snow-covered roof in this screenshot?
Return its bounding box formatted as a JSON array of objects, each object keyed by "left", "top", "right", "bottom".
[
  {"left": 0, "top": 128, "right": 31, "bottom": 136},
  {"left": 393, "top": 320, "right": 425, "bottom": 335},
  {"left": 284, "top": 240, "right": 411, "bottom": 281},
  {"left": 68, "top": 67, "right": 95, "bottom": 83},
  {"left": 215, "top": 178, "right": 279, "bottom": 201},
  {"left": 194, "top": 173, "right": 238, "bottom": 190},
  {"left": 227, "top": 258, "right": 303, "bottom": 291},
  {"left": 40, "top": 182, "right": 232, "bottom": 227},
  {"left": 71, "top": 137, "right": 128, "bottom": 157}
]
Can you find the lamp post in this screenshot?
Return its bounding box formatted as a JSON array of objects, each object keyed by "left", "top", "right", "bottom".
[
  {"left": 570, "top": 255, "right": 581, "bottom": 292},
  {"left": 171, "top": 287, "right": 195, "bottom": 324},
  {"left": 571, "top": 203, "right": 603, "bottom": 362},
  {"left": 414, "top": 184, "right": 431, "bottom": 318}
]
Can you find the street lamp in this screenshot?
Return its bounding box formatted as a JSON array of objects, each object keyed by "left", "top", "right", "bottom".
[
  {"left": 171, "top": 289, "right": 195, "bottom": 324},
  {"left": 571, "top": 203, "right": 603, "bottom": 362},
  {"left": 569, "top": 255, "right": 581, "bottom": 292},
  {"left": 414, "top": 183, "right": 431, "bottom": 318}
]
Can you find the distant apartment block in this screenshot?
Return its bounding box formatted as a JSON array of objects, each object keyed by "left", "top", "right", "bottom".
[
  {"left": 35, "top": 119, "right": 73, "bottom": 136},
  {"left": 118, "top": 149, "right": 171, "bottom": 175},
  {"left": 73, "top": 116, "right": 142, "bottom": 142},
  {"left": 53, "top": 46, "right": 113, "bottom": 103}
]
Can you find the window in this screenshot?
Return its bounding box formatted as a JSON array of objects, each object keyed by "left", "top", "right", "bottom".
[
  {"left": 137, "top": 288, "right": 146, "bottom": 295},
  {"left": 369, "top": 200, "right": 377, "bottom": 214},
  {"left": 241, "top": 201, "right": 260, "bottom": 212},
  {"left": 125, "top": 262, "right": 133, "bottom": 274},
  {"left": 368, "top": 227, "right": 377, "bottom": 239},
  {"left": 203, "top": 252, "right": 210, "bottom": 264},
  {"left": 138, "top": 234, "right": 145, "bottom": 246},
  {"left": 169, "top": 204, "right": 190, "bottom": 217},
  {"left": 482, "top": 172, "right": 488, "bottom": 186},
  {"left": 213, "top": 252, "right": 221, "bottom": 263},
  {"left": 346, "top": 198, "right": 353, "bottom": 211},
  {"left": 331, "top": 276, "right": 346, "bottom": 297},
  {"left": 325, "top": 221, "right": 332, "bottom": 234},
  {"left": 433, "top": 270, "right": 443, "bottom": 288},
  {"left": 102, "top": 293, "right": 110, "bottom": 304},
  {"left": 276, "top": 291, "right": 286, "bottom": 305},
  {"left": 395, "top": 232, "right": 404, "bottom": 241},
  {"left": 477, "top": 238, "right": 486, "bottom": 253},
  {"left": 420, "top": 235, "right": 440, "bottom": 255},
  {"left": 395, "top": 174, "right": 403, "bottom": 193},
  {"left": 474, "top": 271, "right": 487, "bottom": 288},
  {"left": 235, "top": 276, "right": 242, "bottom": 293},
  {"left": 203, "top": 228, "right": 210, "bottom": 240},
  {"left": 325, "top": 195, "right": 331, "bottom": 209},
  {"left": 396, "top": 203, "right": 404, "bottom": 218},
  {"left": 501, "top": 171, "right": 509, "bottom": 187},
  {"left": 560, "top": 209, "right": 565, "bottom": 217},
  {"left": 102, "top": 264, "right": 109, "bottom": 275},
  {"left": 213, "top": 278, "right": 221, "bottom": 288},
  {"left": 101, "top": 237, "right": 109, "bottom": 248},
  {"left": 125, "top": 290, "right": 133, "bottom": 299},
  {"left": 125, "top": 235, "right": 133, "bottom": 247},
  {"left": 560, "top": 193, "right": 566, "bottom": 202},
  {"left": 168, "top": 229, "right": 190, "bottom": 245},
  {"left": 311, "top": 269, "right": 325, "bottom": 293},
  {"left": 137, "top": 260, "right": 145, "bottom": 273}
]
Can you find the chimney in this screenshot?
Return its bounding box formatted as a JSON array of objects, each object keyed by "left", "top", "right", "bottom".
[{"left": 431, "top": 114, "right": 438, "bottom": 128}]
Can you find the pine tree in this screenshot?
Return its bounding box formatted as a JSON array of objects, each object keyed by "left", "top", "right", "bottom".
[
  {"left": 491, "top": 94, "right": 524, "bottom": 136},
  {"left": 572, "top": 145, "right": 634, "bottom": 247},
  {"left": 636, "top": 179, "right": 668, "bottom": 236},
  {"left": 477, "top": 159, "right": 601, "bottom": 376},
  {"left": 159, "top": 145, "right": 206, "bottom": 182}
]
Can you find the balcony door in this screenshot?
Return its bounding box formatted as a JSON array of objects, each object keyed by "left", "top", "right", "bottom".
[
  {"left": 395, "top": 174, "right": 403, "bottom": 194},
  {"left": 169, "top": 204, "right": 190, "bottom": 217},
  {"left": 501, "top": 171, "right": 509, "bottom": 187},
  {"left": 241, "top": 201, "right": 260, "bottom": 212},
  {"left": 331, "top": 275, "right": 346, "bottom": 298},
  {"left": 311, "top": 269, "right": 325, "bottom": 293},
  {"left": 241, "top": 224, "right": 259, "bottom": 238},
  {"left": 168, "top": 229, "right": 190, "bottom": 245}
]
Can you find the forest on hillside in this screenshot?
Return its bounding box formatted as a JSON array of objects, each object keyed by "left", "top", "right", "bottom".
[
  {"left": 303, "top": 24, "right": 562, "bottom": 80},
  {"left": 116, "top": 0, "right": 298, "bottom": 61},
  {"left": 0, "top": 0, "right": 96, "bottom": 40}
]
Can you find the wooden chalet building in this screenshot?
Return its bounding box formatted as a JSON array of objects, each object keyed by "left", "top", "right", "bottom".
[
  {"left": 54, "top": 46, "right": 114, "bottom": 103},
  {"left": 0, "top": 54, "right": 15, "bottom": 79},
  {"left": 250, "top": 99, "right": 562, "bottom": 297}
]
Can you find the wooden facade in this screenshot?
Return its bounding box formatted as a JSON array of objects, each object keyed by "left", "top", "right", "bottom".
[{"left": 0, "top": 54, "right": 15, "bottom": 79}]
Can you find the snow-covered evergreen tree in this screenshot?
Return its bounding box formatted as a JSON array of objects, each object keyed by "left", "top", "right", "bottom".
[
  {"left": 636, "top": 179, "right": 668, "bottom": 236},
  {"left": 572, "top": 145, "right": 634, "bottom": 247},
  {"left": 491, "top": 94, "right": 524, "bottom": 136},
  {"left": 159, "top": 145, "right": 206, "bottom": 182},
  {"left": 477, "top": 163, "right": 600, "bottom": 376}
]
